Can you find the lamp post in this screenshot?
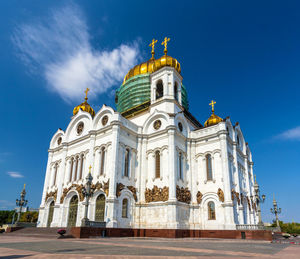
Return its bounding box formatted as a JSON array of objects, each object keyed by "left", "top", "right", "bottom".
[
  {"left": 15, "top": 184, "right": 28, "bottom": 223},
  {"left": 253, "top": 176, "right": 265, "bottom": 226},
  {"left": 81, "top": 166, "right": 94, "bottom": 227},
  {"left": 271, "top": 195, "right": 281, "bottom": 229}
]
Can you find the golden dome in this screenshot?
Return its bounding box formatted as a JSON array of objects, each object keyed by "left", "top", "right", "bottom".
[
  {"left": 123, "top": 55, "right": 181, "bottom": 84},
  {"left": 204, "top": 100, "right": 223, "bottom": 127},
  {"left": 73, "top": 88, "right": 95, "bottom": 117},
  {"left": 204, "top": 113, "right": 223, "bottom": 127}
]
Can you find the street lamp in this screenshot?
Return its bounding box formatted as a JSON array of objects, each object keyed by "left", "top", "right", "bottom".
[
  {"left": 253, "top": 175, "right": 265, "bottom": 226},
  {"left": 15, "top": 184, "right": 28, "bottom": 223},
  {"left": 270, "top": 195, "right": 281, "bottom": 229},
  {"left": 81, "top": 165, "right": 94, "bottom": 227}
]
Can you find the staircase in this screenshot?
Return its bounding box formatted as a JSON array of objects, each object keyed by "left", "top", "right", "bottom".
[{"left": 5, "top": 227, "right": 72, "bottom": 239}]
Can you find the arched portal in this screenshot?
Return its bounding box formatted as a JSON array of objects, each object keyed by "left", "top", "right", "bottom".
[
  {"left": 95, "top": 194, "right": 106, "bottom": 221},
  {"left": 67, "top": 195, "right": 78, "bottom": 227},
  {"left": 47, "top": 201, "right": 55, "bottom": 227}
]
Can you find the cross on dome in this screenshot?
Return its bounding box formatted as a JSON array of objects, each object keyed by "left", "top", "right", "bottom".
[
  {"left": 84, "top": 88, "right": 90, "bottom": 101},
  {"left": 209, "top": 100, "right": 216, "bottom": 113},
  {"left": 149, "top": 38, "right": 157, "bottom": 59},
  {"left": 161, "top": 37, "right": 170, "bottom": 55}
]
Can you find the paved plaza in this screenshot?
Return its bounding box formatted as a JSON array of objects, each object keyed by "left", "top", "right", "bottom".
[{"left": 0, "top": 235, "right": 300, "bottom": 258}]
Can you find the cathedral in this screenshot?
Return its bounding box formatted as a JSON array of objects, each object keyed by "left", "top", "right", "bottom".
[{"left": 38, "top": 38, "right": 259, "bottom": 230}]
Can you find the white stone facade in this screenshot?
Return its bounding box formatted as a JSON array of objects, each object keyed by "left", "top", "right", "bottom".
[{"left": 38, "top": 66, "right": 259, "bottom": 230}]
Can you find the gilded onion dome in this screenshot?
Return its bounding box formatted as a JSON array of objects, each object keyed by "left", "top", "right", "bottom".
[
  {"left": 204, "top": 100, "right": 223, "bottom": 127},
  {"left": 123, "top": 55, "right": 181, "bottom": 84},
  {"left": 123, "top": 37, "right": 181, "bottom": 84},
  {"left": 73, "top": 88, "right": 95, "bottom": 117}
]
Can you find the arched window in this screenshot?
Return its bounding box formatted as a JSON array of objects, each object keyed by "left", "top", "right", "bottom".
[
  {"left": 74, "top": 156, "right": 79, "bottom": 181},
  {"left": 237, "top": 135, "right": 240, "bottom": 146},
  {"left": 122, "top": 198, "right": 128, "bottom": 218},
  {"left": 124, "top": 148, "right": 130, "bottom": 177},
  {"left": 206, "top": 154, "right": 213, "bottom": 181},
  {"left": 208, "top": 201, "right": 216, "bottom": 220},
  {"left": 79, "top": 154, "right": 84, "bottom": 179},
  {"left": 174, "top": 82, "right": 178, "bottom": 101},
  {"left": 156, "top": 80, "right": 163, "bottom": 100},
  {"left": 179, "top": 153, "right": 183, "bottom": 180},
  {"left": 155, "top": 150, "right": 160, "bottom": 178},
  {"left": 68, "top": 195, "right": 78, "bottom": 227},
  {"left": 95, "top": 194, "right": 105, "bottom": 222},
  {"left": 69, "top": 157, "right": 74, "bottom": 182},
  {"left": 47, "top": 201, "right": 55, "bottom": 227},
  {"left": 100, "top": 147, "right": 105, "bottom": 176},
  {"left": 53, "top": 163, "right": 58, "bottom": 186}
]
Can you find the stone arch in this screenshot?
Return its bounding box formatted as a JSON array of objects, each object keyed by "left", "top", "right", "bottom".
[{"left": 67, "top": 194, "right": 79, "bottom": 227}]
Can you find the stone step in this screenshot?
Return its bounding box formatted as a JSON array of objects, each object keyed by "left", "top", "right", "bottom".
[{"left": 5, "top": 227, "right": 72, "bottom": 238}]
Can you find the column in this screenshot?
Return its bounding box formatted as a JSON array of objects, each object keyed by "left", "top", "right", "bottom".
[
  {"left": 78, "top": 156, "right": 82, "bottom": 180},
  {"left": 106, "top": 122, "right": 120, "bottom": 227},
  {"left": 233, "top": 143, "right": 243, "bottom": 224},
  {"left": 50, "top": 164, "right": 55, "bottom": 187},
  {"left": 72, "top": 158, "right": 77, "bottom": 182},
  {"left": 88, "top": 133, "right": 96, "bottom": 178},
  {"left": 65, "top": 159, "right": 71, "bottom": 184},
  {"left": 168, "top": 127, "right": 177, "bottom": 201},
  {"left": 219, "top": 133, "right": 235, "bottom": 229}
]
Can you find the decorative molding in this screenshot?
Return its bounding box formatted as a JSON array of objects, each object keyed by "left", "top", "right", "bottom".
[
  {"left": 45, "top": 189, "right": 57, "bottom": 202},
  {"left": 231, "top": 189, "right": 240, "bottom": 205},
  {"left": 60, "top": 184, "right": 84, "bottom": 203},
  {"left": 92, "top": 179, "right": 109, "bottom": 196},
  {"left": 116, "top": 183, "right": 137, "bottom": 202},
  {"left": 145, "top": 185, "right": 169, "bottom": 203},
  {"left": 246, "top": 196, "right": 251, "bottom": 211},
  {"left": 217, "top": 188, "right": 224, "bottom": 202},
  {"left": 196, "top": 191, "right": 203, "bottom": 204},
  {"left": 176, "top": 185, "right": 191, "bottom": 204}
]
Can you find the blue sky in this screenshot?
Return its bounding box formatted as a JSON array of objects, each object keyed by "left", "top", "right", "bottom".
[{"left": 0, "top": 0, "right": 299, "bottom": 223}]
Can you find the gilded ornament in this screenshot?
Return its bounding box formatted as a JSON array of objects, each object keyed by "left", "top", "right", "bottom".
[
  {"left": 145, "top": 185, "right": 169, "bottom": 203},
  {"left": 60, "top": 183, "right": 85, "bottom": 203},
  {"left": 153, "top": 120, "right": 161, "bottom": 130},
  {"left": 231, "top": 189, "right": 240, "bottom": 205},
  {"left": 217, "top": 188, "right": 224, "bottom": 202},
  {"left": 204, "top": 100, "right": 223, "bottom": 127},
  {"left": 196, "top": 191, "right": 203, "bottom": 204},
  {"left": 176, "top": 185, "right": 191, "bottom": 204},
  {"left": 116, "top": 183, "right": 125, "bottom": 197},
  {"left": 45, "top": 189, "right": 57, "bottom": 202},
  {"left": 247, "top": 196, "right": 251, "bottom": 211},
  {"left": 73, "top": 88, "right": 95, "bottom": 117}
]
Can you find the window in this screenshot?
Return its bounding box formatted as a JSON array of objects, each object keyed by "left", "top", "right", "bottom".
[
  {"left": 179, "top": 153, "right": 183, "bottom": 180},
  {"left": 69, "top": 157, "right": 74, "bottom": 182},
  {"left": 206, "top": 154, "right": 213, "bottom": 181},
  {"left": 208, "top": 201, "right": 216, "bottom": 220},
  {"left": 174, "top": 82, "right": 178, "bottom": 101},
  {"left": 100, "top": 147, "right": 105, "bottom": 175},
  {"left": 122, "top": 198, "right": 128, "bottom": 218},
  {"left": 124, "top": 148, "right": 130, "bottom": 177},
  {"left": 155, "top": 150, "right": 160, "bottom": 178},
  {"left": 74, "top": 156, "right": 79, "bottom": 180},
  {"left": 53, "top": 164, "right": 58, "bottom": 186},
  {"left": 79, "top": 154, "right": 84, "bottom": 179},
  {"left": 156, "top": 80, "right": 163, "bottom": 100},
  {"left": 237, "top": 135, "right": 240, "bottom": 146}
]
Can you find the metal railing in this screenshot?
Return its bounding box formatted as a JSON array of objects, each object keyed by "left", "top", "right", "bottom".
[
  {"left": 236, "top": 224, "right": 265, "bottom": 230},
  {"left": 87, "top": 221, "right": 106, "bottom": 228}
]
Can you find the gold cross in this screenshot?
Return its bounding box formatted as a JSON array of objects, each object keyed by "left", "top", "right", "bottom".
[
  {"left": 84, "top": 88, "right": 90, "bottom": 101},
  {"left": 23, "top": 184, "right": 26, "bottom": 189},
  {"left": 161, "top": 37, "right": 170, "bottom": 55},
  {"left": 89, "top": 165, "right": 92, "bottom": 173},
  {"left": 209, "top": 100, "right": 216, "bottom": 113},
  {"left": 149, "top": 38, "right": 157, "bottom": 59}
]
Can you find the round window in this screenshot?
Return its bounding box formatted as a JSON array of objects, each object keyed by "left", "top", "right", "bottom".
[
  {"left": 102, "top": 115, "right": 108, "bottom": 126},
  {"left": 153, "top": 120, "right": 161, "bottom": 130},
  {"left": 77, "top": 122, "right": 84, "bottom": 135}
]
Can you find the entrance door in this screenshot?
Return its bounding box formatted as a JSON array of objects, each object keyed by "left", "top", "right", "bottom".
[
  {"left": 67, "top": 195, "right": 78, "bottom": 227},
  {"left": 47, "top": 201, "right": 55, "bottom": 227},
  {"left": 95, "top": 194, "right": 105, "bottom": 222}
]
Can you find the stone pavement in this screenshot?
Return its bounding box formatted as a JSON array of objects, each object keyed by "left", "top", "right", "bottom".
[{"left": 0, "top": 235, "right": 300, "bottom": 258}]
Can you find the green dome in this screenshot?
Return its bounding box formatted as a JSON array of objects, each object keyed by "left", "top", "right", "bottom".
[{"left": 115, "top": 74, "right": 189, "bottom": 118}]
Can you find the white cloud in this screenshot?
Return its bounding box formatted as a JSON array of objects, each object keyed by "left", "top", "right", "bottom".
[
  {"left": 277, "top": 126, "right": 300, "bottom": 141},
  {"left": 12, "top": 4, "right": 141, "bottom": 103},
  {"left": 0, "top": 200, "right": 15, "bottom": 209},
  {"left": 7, "top": 171, "right": 24, "bottom": 178}
]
